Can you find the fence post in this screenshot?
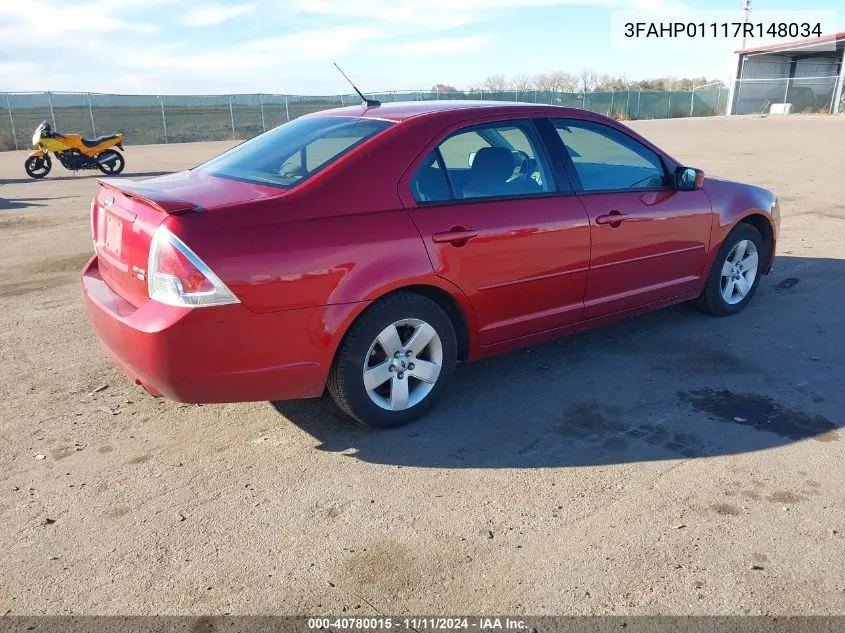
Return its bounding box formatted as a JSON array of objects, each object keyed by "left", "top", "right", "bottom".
[
  {"left": 610, "top": 90, "right": 615, "bottom": 116},
  {"left": 480, "top": 89, "right": 483, "bottom": 100},
  {"left": 833, "top": 47, "right": 845, "bottom": 114},
  {"left": 159, "top": 96, "right": 168, "bottom": 144},
  {"left": 667, "top": 89, "right": 672, "bottom": 118},
  {"left": 5, "top": 93, "right": 18, "bottom": 150},
  {"left": 689, "top": 86, "right": 696, "bottom": 117},
  {"left": 87, "top": 93, "right": 96, "bottom": 136},
  {"left": 284, "top": 97, "right": 290, "bottom": 121},
  {"left": 435, "top": 89, "right": 439, "bottom": 100},
  {"left": 637, "top": 91, "right": 641, "bottom": 119},
  {"left": 625, "top": 89, "right": 631, "bottom": 117},
  {"left": 582, "top": 91, "right": 586, "bottom": 109},
  {"left": 393, "top": 91, "right": 397, "bottom": 101},
  {"left": 47, "top": 91, "right": 57, "bottom": 129},
  {"left": 340, "top": 94, "right": 344, "bottom": 106},
  {"left": 258, "top": 94, "right": 266, "bottom": 132},
  {"left": 229, "top": 95, "right": 236, "bottom": 139},
  {"left": 783, "top": 77, "right": 790, "bottom": 104},
  {"left": 717, "top": 85, "right": 723, "bottom": 114}
]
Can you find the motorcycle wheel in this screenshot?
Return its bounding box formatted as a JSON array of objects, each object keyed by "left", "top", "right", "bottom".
[
  {"left": 24, "top": 155, "right": 52, "bottom": 179},
  {"left": 96, "top": 149, "right": 125, "bottom": 175}
]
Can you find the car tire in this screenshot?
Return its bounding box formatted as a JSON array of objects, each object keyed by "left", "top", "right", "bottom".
[
  {"left": 697, "top": 223, "right": 767, "bottom": 316},
  {"left": 328, "top": 292, "right": 457, "bottom": 428}
]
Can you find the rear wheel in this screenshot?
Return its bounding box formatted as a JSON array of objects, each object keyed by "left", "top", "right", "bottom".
[
  {"left": 96, "top": 149, "right": 125, "bottom": 175},
  {"left": 328, "top": 293, "right": 457, "bottom": 428},
  {"left": 697, "top": 223, "right": 766, "bottom": 316},
  {"left": 24, "top": 155, "right": 51, "bottom": 179}
]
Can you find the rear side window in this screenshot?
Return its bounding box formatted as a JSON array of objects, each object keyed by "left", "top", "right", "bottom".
[
  {"left": 410, "top": 152, "right": 451, "bottom": 203},
  {"left": 198, "top": 116, "right": 393, "bottom": 189},
  {"left": 430, "top": 121, "right": 554, "bottom": 201},
  {"left": 552, "top": 119, "right": 668, "bottom": 192}
]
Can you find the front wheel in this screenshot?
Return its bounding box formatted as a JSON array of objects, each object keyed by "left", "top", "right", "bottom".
[
  {"left": 328, "top": 293, "right": 457, "bottom": 428},
  {"left": 96, "top": 149, "right": 125, "bottom": 175},
  {"left": 24, "top": 155, "right": 51, "bottom": 179},
  {"left": 697, "top": 223, "right": 766, "bottom": 316}
]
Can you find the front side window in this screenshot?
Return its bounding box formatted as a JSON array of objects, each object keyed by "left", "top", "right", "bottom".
[
  {"left": 434, "top": 121, "right": 554, "bottom": 200},
  {"left": 197, "top": 116, "right": 393, "bottom": 188},
  {"left": 552, "top": 119, "right": 668, "bottom": 192}
]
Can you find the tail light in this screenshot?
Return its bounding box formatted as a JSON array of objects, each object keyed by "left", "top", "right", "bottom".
[{"left": 147, "top": 226, "right": 239, "bottom": 307}]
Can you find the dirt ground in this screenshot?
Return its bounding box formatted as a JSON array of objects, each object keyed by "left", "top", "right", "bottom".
[{"left": 0, "top": 115, "right": 843, "bottom": 616}]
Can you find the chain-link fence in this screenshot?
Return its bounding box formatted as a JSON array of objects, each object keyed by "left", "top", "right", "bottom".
[
  {"left": 0, "top": 86, "right": 732, "bottom": 152},
  {"left": 731, "top": 75, "right": 841, "bottom": 115}
]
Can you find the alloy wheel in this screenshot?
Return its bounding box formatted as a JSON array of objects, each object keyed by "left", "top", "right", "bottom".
[
  {"left": 363, "top": 318, "right": 443, "bottom": 411},
  {"left": 720, "top": 239, "right": 759, "bottom": 305}
]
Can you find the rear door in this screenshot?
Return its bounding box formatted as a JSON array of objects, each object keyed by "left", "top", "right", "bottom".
[
  {"left": 548, "top": 118, "right": 713, "bottom": 319},
  {"left": 402, "top": 118, "right": 591, "bottom": 345}
]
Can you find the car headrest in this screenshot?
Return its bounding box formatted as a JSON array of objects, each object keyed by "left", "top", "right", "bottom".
[
  {"left": 415, "top": 167, "right": 449, "bottom": 202},
  {"left": 470, "top": 146, "right": 514, "bottom": 182}
]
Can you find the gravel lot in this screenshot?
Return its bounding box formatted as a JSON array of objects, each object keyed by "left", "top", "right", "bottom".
[{"left": 0, "top": 115, "right": 843, "bottom": 616}]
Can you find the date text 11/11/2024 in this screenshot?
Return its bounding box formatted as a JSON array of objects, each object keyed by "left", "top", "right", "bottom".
[
  {"left": 307, "top": 617, "right": 529, "bottom": 630},
  {"left": 624, "top": 21, "right": 823, "bottom": 39}
]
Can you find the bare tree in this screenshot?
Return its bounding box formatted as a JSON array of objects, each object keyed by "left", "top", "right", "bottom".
[
  {"left": 552, "top": 70, "right": 577, "bottom": 92},
  {"left": 578, "top": 68, "right": 600, "bottom": 93},
  {"left": 534, "top": 73, "right": 550, "bottom": 91},
  {"left": 535, "top": 71, "right": 577, "bottom": 92},
  {"left": 510, "top": 74, "right": 535, "bottom": 92},
  {"left": 482, "top": 73, "right": 508, "bottom": 92},
  {"left": 432, "top": 83, "right": 458, "bottom": 93},
  {"left": 664, "top": 76, "right": 680, "bottom": 91},
  {"left": 595, "top": 73, "right": 629, "bottom": 92}
]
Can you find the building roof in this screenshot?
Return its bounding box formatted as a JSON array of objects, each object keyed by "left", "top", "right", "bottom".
[{"left": 736, "top": 31, "right": 845, "bottom": 55}]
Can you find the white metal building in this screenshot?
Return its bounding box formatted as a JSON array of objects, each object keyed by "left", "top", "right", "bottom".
[{"left": 727, "top": 31, "right": 845, "bottom": 115}]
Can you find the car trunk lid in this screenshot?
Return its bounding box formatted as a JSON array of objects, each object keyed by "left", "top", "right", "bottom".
[
  {"left": 92, "top": 181, "right": 181, "bottom": 308},
  {"left": 92, "top": 172, "right": 282, "bottom": 307}
]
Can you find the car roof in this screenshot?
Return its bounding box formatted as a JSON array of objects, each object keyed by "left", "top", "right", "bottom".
[{"left": 309, "top": 100, "right": 589, "bottom": 123}]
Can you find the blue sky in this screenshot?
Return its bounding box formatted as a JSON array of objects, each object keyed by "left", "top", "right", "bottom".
[{"left": 0, "top": 0, "right": 840, "bottom": 95}]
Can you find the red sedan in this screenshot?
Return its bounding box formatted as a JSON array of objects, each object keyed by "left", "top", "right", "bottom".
[{"left": 82, "top": 101, "right": 779, "bottom": 428}]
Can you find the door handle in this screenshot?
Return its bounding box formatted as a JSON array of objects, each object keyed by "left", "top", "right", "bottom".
[
  {"left": 596, "top": 211, "right": 629, "bottom": 226},
  {"left": 432, "top": 228, "right": 478, "bottom": 246}
]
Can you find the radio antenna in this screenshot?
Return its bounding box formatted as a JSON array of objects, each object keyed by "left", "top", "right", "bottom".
[{"left": 333, "top": 62, "right": 381, "bottom": 108}]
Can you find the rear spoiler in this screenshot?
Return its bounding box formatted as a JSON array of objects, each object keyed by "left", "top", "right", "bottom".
[{"left": 98, "top": 178, "right": 202, "bottom": 215}]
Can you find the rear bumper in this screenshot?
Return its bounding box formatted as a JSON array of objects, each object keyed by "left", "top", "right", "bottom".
[{"left": 81, "top": 256, "right": 343, "bottom": 403}]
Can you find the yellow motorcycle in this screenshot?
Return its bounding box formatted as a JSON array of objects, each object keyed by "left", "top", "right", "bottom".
[{"left": 25, "top": 121, "right": 125, "bottom": 179}]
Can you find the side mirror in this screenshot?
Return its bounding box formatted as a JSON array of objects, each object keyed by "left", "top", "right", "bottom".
[
  {"left": 468, "top": 151, "right": 477, "bottom": 167},
  {"left": 676, "top": 166, "right": 705, "bottom": 191}
]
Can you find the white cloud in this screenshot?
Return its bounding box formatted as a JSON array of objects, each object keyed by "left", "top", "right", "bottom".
[
  {"left": 123, "top": 27, "right": 379, "bottom": 72},
  {"left": 0, "top": 61, "right": 35, "bottom": 74},
  {"left": 378, "top": 35, "right": 493, "bottom": 56},
  {"left": 179, "top": 3, "right": 258, "bottom": 27},
  {"left": 0, "top": 1, "right": 159, "bottom": 39},
  {"left": 0, "top": 0, "right": 694, "bottom": 94},
  {"left": 293, "top": 0, "right": 679, "bottom": 28}
]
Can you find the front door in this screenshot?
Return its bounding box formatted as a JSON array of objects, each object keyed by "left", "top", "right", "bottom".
[
  {"left": 550, "top": 118, "right": 713, "bottom": 319},
  {"left": 404, "top": 119, "right": 591, "bottom": 345}
]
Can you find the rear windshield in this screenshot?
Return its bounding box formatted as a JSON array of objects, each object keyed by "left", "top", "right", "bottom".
[{"left": 196, "top": 116, "right": 393, "bottom": 189}]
